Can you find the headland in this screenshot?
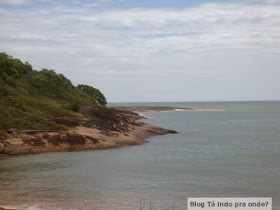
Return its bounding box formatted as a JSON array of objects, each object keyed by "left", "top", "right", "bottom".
[{"left": 0, "top": 106, "right": 179, "bottom": 156}]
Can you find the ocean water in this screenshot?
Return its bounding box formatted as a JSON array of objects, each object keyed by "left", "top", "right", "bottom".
[{"left": 0, "top": 101, "right": 279, "bottom": 210}]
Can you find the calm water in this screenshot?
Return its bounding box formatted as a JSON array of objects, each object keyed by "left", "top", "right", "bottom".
[{"left": 0, "top": 101, "right": 280, "bottom": 210}]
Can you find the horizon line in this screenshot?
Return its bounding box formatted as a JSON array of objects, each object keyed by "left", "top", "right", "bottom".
[{"left": 108, "top": 100, "right": 280, "bottom": 104}]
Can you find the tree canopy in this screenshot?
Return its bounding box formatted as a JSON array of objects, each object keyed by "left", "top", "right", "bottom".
[
  {"left": 77, "top": 84, "right": 107, "bottom": 106},
  {"left": 0, "top": 52, "right": 107, "bottom": 130}
]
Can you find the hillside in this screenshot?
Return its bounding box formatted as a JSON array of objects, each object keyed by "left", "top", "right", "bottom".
[
  {"left": 0, "top": 53, "right": 179, "bottom": 156},
  {"left": 0, "top": 53, "right": 107, "bottom": 131}
]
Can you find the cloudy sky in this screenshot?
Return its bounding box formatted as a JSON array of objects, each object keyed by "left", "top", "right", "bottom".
[{"left": 0, "top": 0, "right": 279, "bottom": 102}]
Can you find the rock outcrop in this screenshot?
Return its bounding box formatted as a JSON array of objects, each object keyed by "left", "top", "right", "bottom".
[{"left": 0, "top": 106, "right": 177, "bottom": 156}]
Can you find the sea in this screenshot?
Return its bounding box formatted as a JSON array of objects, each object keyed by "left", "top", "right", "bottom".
[{"left": 0, "top": 101, "right": 279, "bottom": 210}]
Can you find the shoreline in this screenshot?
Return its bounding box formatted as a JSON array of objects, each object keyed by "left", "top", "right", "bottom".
[
  {"left": 0, "top": 106, "right": 179, "bottom": 156},
  {"left": 112, "top": 106, "right": 193, "bottom": 112}
]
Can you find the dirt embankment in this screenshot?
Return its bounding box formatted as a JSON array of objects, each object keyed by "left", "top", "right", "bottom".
[{"left": 0, "top": 106, "right": 177, "bottom": 156}]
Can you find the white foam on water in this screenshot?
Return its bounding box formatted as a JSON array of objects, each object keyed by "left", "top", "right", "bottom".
[
  {"left": 26, "top": 206, "right": 41, "bottom": 210},
  {"left": 174, "top": 108, "right": 189, "bottom": 111},
  {"left": 135, "top": 111, "right": 150, "bottom": 118},
  {"left": 1, "top": 205, "right": 41, "bottom": 210}
]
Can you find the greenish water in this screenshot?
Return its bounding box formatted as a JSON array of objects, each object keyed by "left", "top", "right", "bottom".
[{"left": 0, "top": 101, "right": 279, "bottom": 209}]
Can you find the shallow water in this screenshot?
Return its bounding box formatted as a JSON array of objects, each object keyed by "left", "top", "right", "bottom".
[{"left": 0, "top": 101, "right": 280, "bottom": 209}]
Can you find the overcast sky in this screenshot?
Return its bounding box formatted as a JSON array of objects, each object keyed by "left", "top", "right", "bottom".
[{"left": 0, "top": 0, "right": 279, "bottom": 102}]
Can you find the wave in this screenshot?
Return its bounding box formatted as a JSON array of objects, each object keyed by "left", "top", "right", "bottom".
[
  {"left": 174, "top": 108, "right": 190, "bottom": 112},
  {"left": 135, "top": 111, "right": 150, "bottom": 118},
  {"left": 0, "top": 205, "right": 41, "bottom": 210}
]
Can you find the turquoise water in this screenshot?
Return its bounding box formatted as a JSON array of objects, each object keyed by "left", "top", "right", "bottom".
[{"left": 0, "top": 101, "right": 280, "bottom": 209}]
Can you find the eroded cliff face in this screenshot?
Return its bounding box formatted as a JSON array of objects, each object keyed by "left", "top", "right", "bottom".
[{"left": 0, "top": 106, "right": 177, "bottom": 156}]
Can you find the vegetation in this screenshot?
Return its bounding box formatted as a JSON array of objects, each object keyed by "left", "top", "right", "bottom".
[
  {"left": 77, "top": 84, "right": 107, "bottom": 106},
  {"left": 0, "top": 52, "right": 107, "bottom": 130}
]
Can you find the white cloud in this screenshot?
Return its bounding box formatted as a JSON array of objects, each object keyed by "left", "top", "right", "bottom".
[
  {"left": 0, "top": 0, "right": 280, "bottom": 101},
  {"left": 254, "top": 0, "right": 280, "bottom": 4},
  {"left": 0, "top": 0, "right": 29, "bottom": 5}
]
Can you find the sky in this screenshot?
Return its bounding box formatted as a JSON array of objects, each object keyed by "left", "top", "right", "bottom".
[{"left": 0, "top": 0, "right": 280, "bottom": 102}]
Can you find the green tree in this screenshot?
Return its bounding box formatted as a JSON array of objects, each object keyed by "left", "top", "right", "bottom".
[
  {"left": 0, "top": 52, "right": 33, "bottom": 81},
  {"left": 0, "top": 53, "right": 107, "bottom": 130},
  {"left": 77, "top": 84, "right": 107, "bottom": 106}
]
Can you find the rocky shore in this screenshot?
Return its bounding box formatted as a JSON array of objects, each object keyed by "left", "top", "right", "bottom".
[{"left": 0, "top": 106, "right": 178, "bottom": 156}]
